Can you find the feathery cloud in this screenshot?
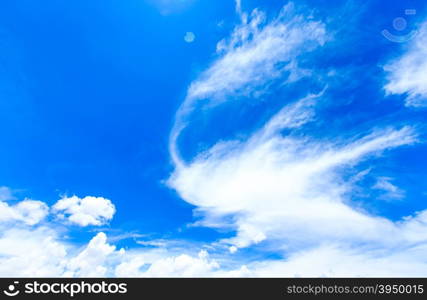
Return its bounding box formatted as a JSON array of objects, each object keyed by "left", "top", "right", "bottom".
[
  {"left": 52, "top": 195, "right": 116, "bottom": 227},
  {"left": 169, "top": 95, "right": 419, "bottom": 249},
  {"left": 384, "top": 20, "right": 427, "bottom": 106},
  {"left": 170, "top": 3, "right": 328, "bottom": 166}
]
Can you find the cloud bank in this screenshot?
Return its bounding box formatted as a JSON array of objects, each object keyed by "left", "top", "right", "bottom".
[
  {"left": 52, "top": 195, "right": 116, "bottom": 227},
  {"left": 168, "top": 97, "right": 421, "bottom": 250}
]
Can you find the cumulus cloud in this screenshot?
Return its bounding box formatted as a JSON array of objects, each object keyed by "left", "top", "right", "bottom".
[
  {"left": 0, "top": 184, "right": 425, "bottom": 277},
  {"left": 3, "top": 225, "right": 427, "bottom": 277},
  {"left": 0, "top": 227, "right": 67, "bottom": 276},
  {"left": 0, "top": 190, "right": 226, "bottom": 277},
  {"left": 0, "top": 220, "right": 229, "bottom": 277},
  {"left": 143, "top": 250, "right": 219, "bottom": 277},
  {"left": 0, "top": 198, "right": 48, "bottom": 226},
  {"left": 0, "top": 227, "right": 123, "bottom": 277},
  {"left": 65, "top": 232, "right": 117, "bottom": 277},
  {"left": 170, "top": 3, "right": 328, "bottom": 166},
  {"left": 0, "top": 191, "right": 122, "bottom": 276},
  {"left": 52, "top": 195, "right": 116, "bottom": 227},
  {"left": 0, "top": 192, "right": 120, "bottom": 276},
  {"left": 384, "top": 20, "right": 427, "bottom": 106},
  {"left": 116, "top": 250, "right": 220, "bottom": 277}
]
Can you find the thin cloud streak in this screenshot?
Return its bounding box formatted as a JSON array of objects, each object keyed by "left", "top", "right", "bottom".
[{"left": 169, "top": 3, "right": 328, "bottom": 167}]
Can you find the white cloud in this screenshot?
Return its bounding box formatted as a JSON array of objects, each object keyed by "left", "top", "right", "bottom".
[
  {"left": 170, "top": 3, "right": 328, "bottom": 166},
  {"left": 168, "top": 94, "right": 419, "bottom": 250},
  {"left": 229, "top": 246, "right": 238, "bottom": 254},
  {"left": 187, "top": 4, "right": 326, "bottom": 102},
  {"left": 0, "top": 225, "right": 227, "bottom": 277},
  {"left": 139, "top": 250, "right": 220, "bottom": 277},
  {"left": 0, "top": 227, "right": 420, "bottom": 277},
  {"left": 2, "top": 226, "right": 427, "bottom": 277},
  {"left": 0, "top": 227, "right": 67, "bottom": 276},
  {"left": 114, "top": 235, "right": 427, "bottom": 277},
  {"left": 0, "top": 223, "right": 125, "bottom": 277},
  {"left": 245, "top": 244, "right": 427, "bottom": 277},
  {"left": 0, "top": 191, "right": 120, "bottom": 276},
  {"left": 52, "top": 195, "right": 116, "bottom": 227},
  {"left": 384, "top": 21, "right": 427, "bottom": 106},
  {"left": 65, "top": 232, "right": 117, "bottom": 277},
  {"left": 115, "top": 249, "right": 224, "bottom": 277},
  {"left": 0, "top": 227, "right": 123, "bottom": 277},
  {"left": 373, "top": 177, "right": 405, "bottom": 200},
  {"left": 0, "top": 198, "right": 48, "bottom": 226},
  {"left": 0, "top": 190, "right": 127, "bottom": 277}
]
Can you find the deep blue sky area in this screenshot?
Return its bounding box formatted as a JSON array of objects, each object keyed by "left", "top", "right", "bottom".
[
  {"left": 0, "top": 0, "right": 239, "bottom": 242},
  {"left": 1, "top": 0, "right": 427, "bottom": 253}
]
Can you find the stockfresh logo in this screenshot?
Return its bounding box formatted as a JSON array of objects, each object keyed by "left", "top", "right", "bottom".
[
  {"left": 3, "top": 281, "right": 20, "bottom": 297},
  {"left": 2, "top": 281, "right": 127, "bottom": 298}
]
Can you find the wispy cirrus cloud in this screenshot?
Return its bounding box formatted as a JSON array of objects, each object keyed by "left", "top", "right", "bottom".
[
  {"left": 384, "top": 20, "right": 427, "bottom": 106},
  {"left": 52, "top": 195, "right": 116, "bottom": 227},
  {"left": 373, "top": 176, "right": 405, "bottom": 200},
  {"left": 187, "top": 5, "right": 326, "bottom": 102},
  {"left": 168, "top": 94, "right": 420, "bottom": 249},
  {"left": 164, "top": 1, "right": 427, "bottom": 277},
  {"left": 170, "top": 3, "right": 328, "bottom": 166}
]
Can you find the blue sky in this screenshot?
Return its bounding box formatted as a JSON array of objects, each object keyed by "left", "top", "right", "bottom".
[{"left": 1, "top": 0, "right": 427, "bottom": 276}]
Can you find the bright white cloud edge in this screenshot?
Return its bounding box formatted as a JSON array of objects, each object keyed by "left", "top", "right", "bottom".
[{"left": 384, "top": 20, "right": 427, "bottom": 106}]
